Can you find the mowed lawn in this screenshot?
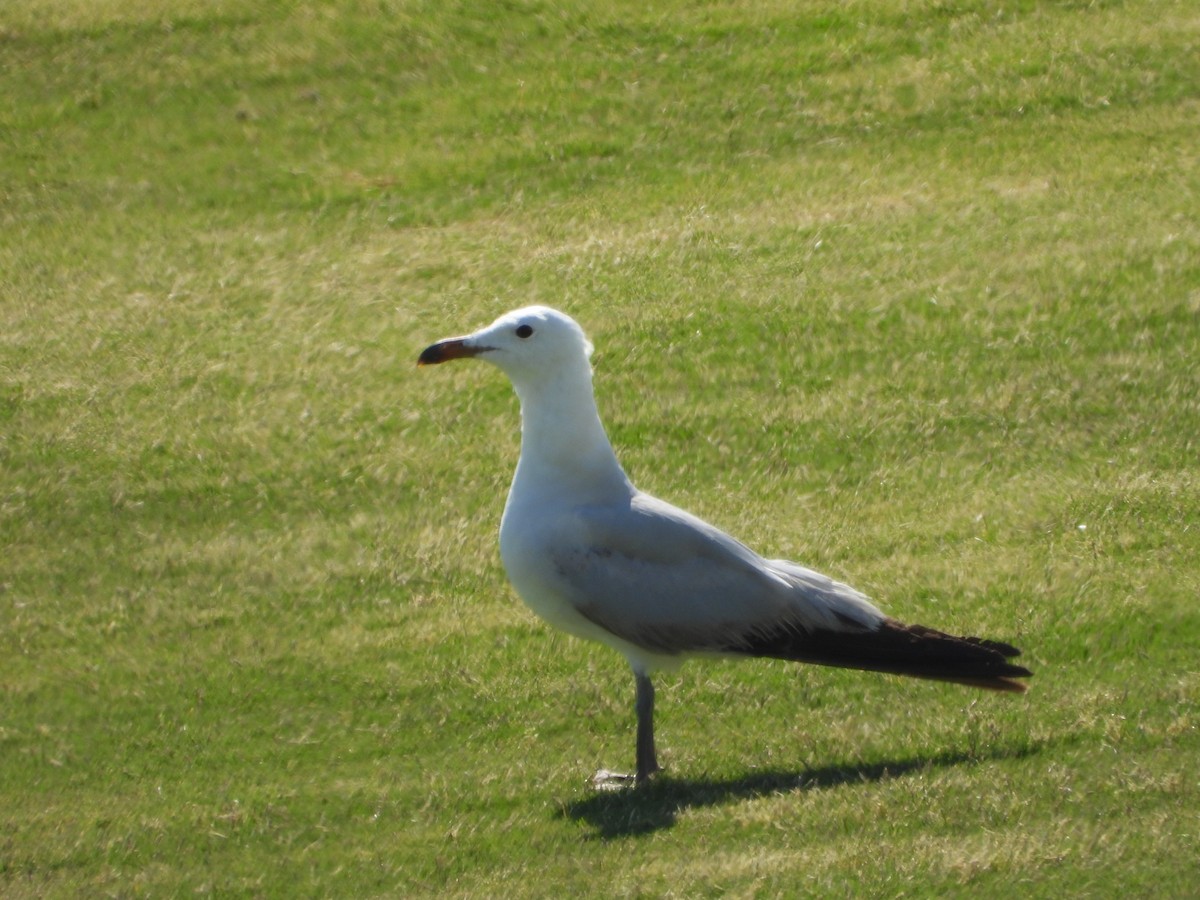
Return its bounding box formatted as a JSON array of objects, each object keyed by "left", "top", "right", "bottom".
[{"left": 2, "top": 0, "right": 1198, "bottom": 895}]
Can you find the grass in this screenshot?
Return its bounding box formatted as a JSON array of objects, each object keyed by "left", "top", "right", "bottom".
[{"left": 2, "top": 0, "right": 1198, "bottom": 895}]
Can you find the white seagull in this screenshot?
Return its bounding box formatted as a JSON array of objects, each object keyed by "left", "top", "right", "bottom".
[{"left": 418, "top": 306, "right": 1030, "bottom": 785}]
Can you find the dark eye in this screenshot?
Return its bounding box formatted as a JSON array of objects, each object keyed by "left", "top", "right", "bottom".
[{"left": 515, "top": 324, "right": 534, "bottom": 339}]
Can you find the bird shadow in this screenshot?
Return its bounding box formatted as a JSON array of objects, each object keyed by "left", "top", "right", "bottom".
[{"left": 556, "top": 741, "right": 1043, "bottom": 839}]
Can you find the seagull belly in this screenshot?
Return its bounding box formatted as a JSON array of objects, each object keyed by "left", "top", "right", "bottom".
[
  {"left": 500, "top": 513, "right": 604, "bottom": 639},
  {"left": 499, "top": 508, "right": 680, "bottom": 672}
]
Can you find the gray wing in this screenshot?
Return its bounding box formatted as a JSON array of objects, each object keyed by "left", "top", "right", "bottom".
[{"left": 547, "top": 491, "right": 885, "bottom": 655}]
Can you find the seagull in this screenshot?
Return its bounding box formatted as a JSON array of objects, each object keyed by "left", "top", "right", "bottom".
[{"left": 418, "top": 306, "right": 1031, "bottom": 786}]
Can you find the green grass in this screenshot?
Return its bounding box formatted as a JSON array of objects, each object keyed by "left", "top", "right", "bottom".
[{"left": 2, "top": 0, "right": 1198, "bottom": 895}]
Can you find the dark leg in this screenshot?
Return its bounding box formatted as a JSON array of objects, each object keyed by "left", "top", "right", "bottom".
[
  {"left": 591, "top": 671, "right": 662, "bottom": 790},
  {"left": 635, "top": 672, "right": 660, "bottom": 784}
]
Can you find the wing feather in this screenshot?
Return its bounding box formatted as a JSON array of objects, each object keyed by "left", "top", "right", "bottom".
[{"left": 546, "top": 492, "right": 884, "bottom": 655}]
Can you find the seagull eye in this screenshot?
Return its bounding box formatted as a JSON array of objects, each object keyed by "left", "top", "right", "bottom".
[{"left": 515, "top": 324, "right": 534, "bottom": 339}]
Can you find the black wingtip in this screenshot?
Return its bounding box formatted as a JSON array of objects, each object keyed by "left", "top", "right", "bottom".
[{"left": 727, "top": 618, "right": 1033, "bottom": 692}]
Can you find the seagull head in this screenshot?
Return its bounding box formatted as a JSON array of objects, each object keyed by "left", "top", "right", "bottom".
[{"left": 418, "top": 306, "right": 594, "bottom": 386}]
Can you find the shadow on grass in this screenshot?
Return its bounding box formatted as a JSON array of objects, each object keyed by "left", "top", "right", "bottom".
[{"left": 556, "top": 742, "right": 1043, "bottom": 839}]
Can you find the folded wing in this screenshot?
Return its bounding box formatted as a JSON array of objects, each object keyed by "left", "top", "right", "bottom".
[
  {"left": 547, "top": 491, "right": 886, "bottom": 655},
  {"left": 547, "top": 492, "right": 1030, "bottom": 692}
]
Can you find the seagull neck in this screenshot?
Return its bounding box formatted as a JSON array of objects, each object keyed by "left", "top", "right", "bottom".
[{"left": 510, "top": 368, "right": 630, "bottom": 500}]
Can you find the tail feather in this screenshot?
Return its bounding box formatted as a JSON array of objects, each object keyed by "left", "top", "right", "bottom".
[{"left": 730, "top": 618, "right": 1032, "bottom": 693}]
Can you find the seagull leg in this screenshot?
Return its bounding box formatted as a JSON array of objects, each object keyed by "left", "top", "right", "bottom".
[
  {"left": 635, "top": 671, "right": 660, "bottom": 784},
  {"left": 591, "top": 670, "right": 661, "bottom": 790}
]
